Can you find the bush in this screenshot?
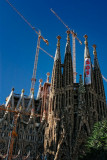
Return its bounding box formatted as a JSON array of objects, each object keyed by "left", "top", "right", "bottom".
[{"left": 79, "top": 120, "right": 107, "bottom": 160}]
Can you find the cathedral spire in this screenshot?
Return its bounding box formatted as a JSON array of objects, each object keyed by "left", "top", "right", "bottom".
[
  {"left": 93, "top": 44, "right": 105, "bottom": 97},
  {"left": 63, "top": 30, "right": 73, "bottom": 86},
  {"left": 84, "top": 34, "right": 90, "bottom": 58},
  {"left": 46, "top": 72, "right": 50, "bottom": 83},
  {"left": 51, "top": 35, "right": 62, "bottom": 90},
  {"left": 93, "top": 44, "right": 97, "bottom": 57},
  {"left": 65, "top": 30, "right": 71, "bottom": 54},
  {"left": 84, "top": 35, "right": 92, "bottom": 85},
  {"left": 54, "top": 35, "right": 61, "bottom": 61},
  {"left": 93, "top": 44, "right": 100, "bottom": 69}
]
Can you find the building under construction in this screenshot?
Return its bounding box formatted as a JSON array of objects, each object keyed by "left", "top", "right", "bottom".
[
  {"left": 0, "top": 1, "right": 107, "bottom": 160},
  {"left": 0, "top": 32, "right": 107, "bottom": 160}
]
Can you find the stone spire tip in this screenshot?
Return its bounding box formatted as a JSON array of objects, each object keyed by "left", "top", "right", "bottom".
[
  {"left": 84, "top": 34, "right": 88, "bottom": 46},
  {"left": 22, "top": 89, "right": 24, "bottom": 93},
  {"left": 84, "top": 34, "right": 88, "bottom": 39},
  {"left": 66, "top": 30, "right": 70, "bottom": 41},
  {"left": 39, "top": 79, "right": 43, "bottom": 83},
  {"left": 12, "top": 88, "right": 14, "bottom": 91},
  {"left": 92, "top": 44, "right": 97, "bottom": 57},
  {"left": 46, "top": 72, "right": 50, "bottom": 82},
  {"left": 39, "top": 79, "right": 43, "bottom": 86},
  {"left": 57, "top": 35, "right": 61, "bottom": 47},
  {"left": 93, "top": 44, "right": 96, "bottom": 49}
]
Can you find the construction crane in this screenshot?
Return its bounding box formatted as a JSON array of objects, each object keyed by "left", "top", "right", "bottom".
[
  {"left": 50, "top": 8, "right": 82, "bottom": 83},
  {"left": 30, "top": 30, "right": 48, "bottom": 93},
  {"left": 7, "top": 113, "right": 18, "bottom": 160},
  {"left": 5, "top": 0, "right": 51, "bottom": 93}
]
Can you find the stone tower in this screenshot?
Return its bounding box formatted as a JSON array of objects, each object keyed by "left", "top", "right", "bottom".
[
  {"left": 93, "top": 44, "right": 106, "bottom": 120},
  {"left": 44, "top": 33, "right": 107, "bottom": 160},
  {"left": 44, "top": 31, "right": 74, "bottom": 160}
]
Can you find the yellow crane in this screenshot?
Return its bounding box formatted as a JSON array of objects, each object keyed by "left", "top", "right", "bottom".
[{"left": 5, "top": 0, "right": 52, "bottom": 93}]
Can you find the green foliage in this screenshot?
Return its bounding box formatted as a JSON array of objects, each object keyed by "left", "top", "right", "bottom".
[
  {"left": 79, "top": 120, "right": 107, "bottom": 160},
  {"left": 87, "top": 120, "right": 107, "bottom": 150}
]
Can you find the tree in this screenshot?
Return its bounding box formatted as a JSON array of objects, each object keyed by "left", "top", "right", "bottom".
[{"left": 79, "top": 120, "right": 107, "bottom": 160}]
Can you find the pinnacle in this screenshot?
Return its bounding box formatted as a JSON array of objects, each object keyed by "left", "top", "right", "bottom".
[
  {"left": 84, "top": 34, "right": 90, "bottom": 58},
  {"left": 65, "top": 31, "right": 71, "bottom": 54},
  {"left": 54, "top": 36, "right": 61, "bottom": 61},
  {"left": 93, "top": 44, "right": 97, "bottom": 57}
]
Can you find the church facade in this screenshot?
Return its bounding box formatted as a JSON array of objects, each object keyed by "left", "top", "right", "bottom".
[
  {"left": 44, "top": 32, "right": 107, "bottom": 160},
  {"left": 0, "top": 31, "right": 106, "bottom": 160}
]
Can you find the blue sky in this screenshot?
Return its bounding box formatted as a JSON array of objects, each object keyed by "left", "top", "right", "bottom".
[{"left": 0, "top": 0, "right": 107, "bottom": 104}]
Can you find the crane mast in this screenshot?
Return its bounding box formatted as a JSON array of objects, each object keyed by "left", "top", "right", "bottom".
[
  {"left": 31, "top": 31, "right": 41, "bottom": 92},
  {"left": 30, "top": 31, "right": 49, "bottom": 93},
  {"left": 7, "top": 114, "right": 18, "bottom": 160},
  {"left": 50, "top": 8, "right": 82, "bottom": 83}
]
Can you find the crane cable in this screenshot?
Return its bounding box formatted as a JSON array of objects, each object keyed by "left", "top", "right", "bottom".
[
  {"left": 50, "top": 8, "right": 70, "bottom": 31},
  {"left": 5, "top": 0, "right": 39, "bottom": 35},
  {"left": 39, "top": 46, "right": 54, "bottom": 59},
  {"left": 102, "top": 75, "right": 107, "bottom": 82}
]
